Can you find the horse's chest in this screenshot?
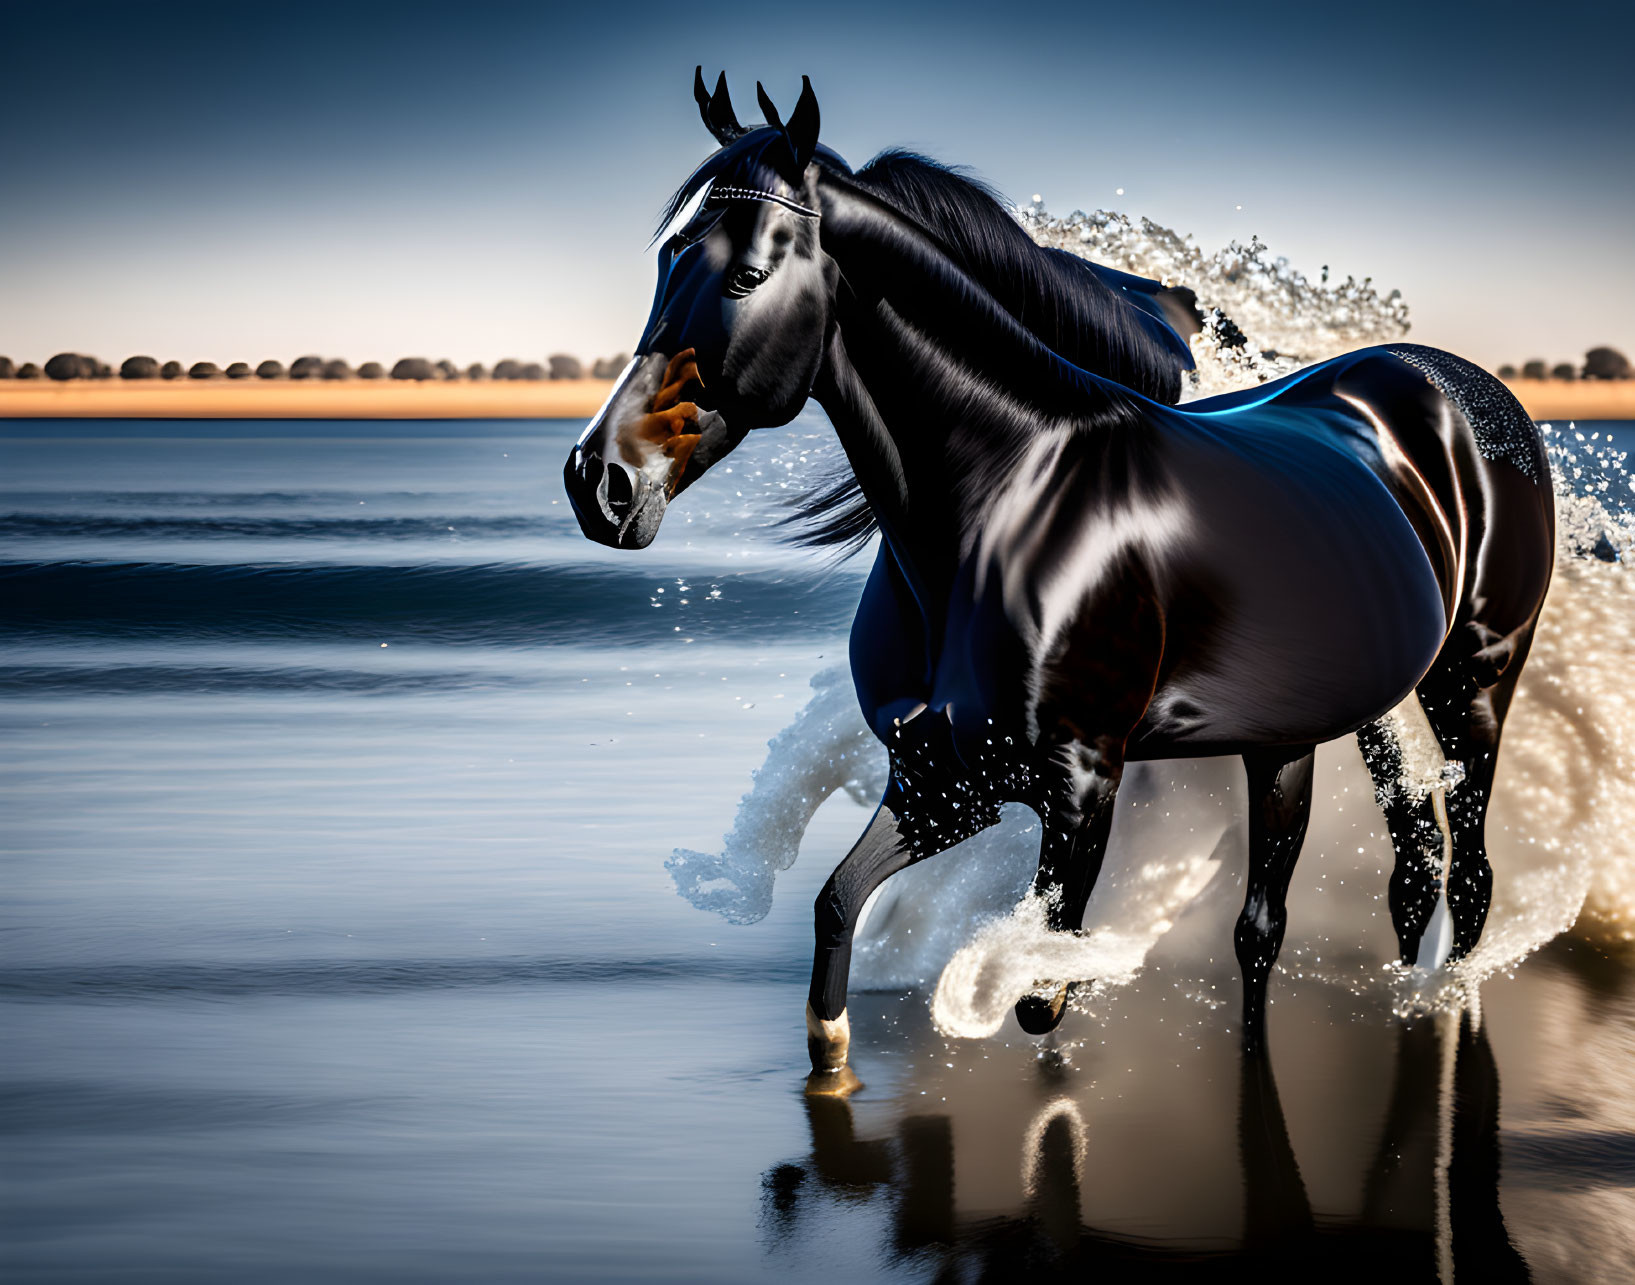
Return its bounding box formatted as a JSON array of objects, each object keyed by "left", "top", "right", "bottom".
[{"left": 850, "top": 547, "right": 1028, "bottom": 740}]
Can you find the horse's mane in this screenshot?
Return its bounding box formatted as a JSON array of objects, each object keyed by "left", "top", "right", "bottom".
[
  {"left": 847, "top": 150, "right": 1189, "bottom": 403},
  {"left": 658, "top": 133, "right": 1186, "bottom": 554}
]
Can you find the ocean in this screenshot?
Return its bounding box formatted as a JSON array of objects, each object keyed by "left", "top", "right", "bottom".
[{"left": 3, "top": 414, "right": 1634, "bottom": 1282}]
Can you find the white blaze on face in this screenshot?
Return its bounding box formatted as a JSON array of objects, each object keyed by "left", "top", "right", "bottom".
[{"left": 575, "top": 356, "right": 643, "bottom": 452}]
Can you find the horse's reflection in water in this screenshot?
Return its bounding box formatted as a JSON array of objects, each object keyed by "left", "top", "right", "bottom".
[{"left": 762, "top": 1012, "right": 1529, "bottom": 1280}]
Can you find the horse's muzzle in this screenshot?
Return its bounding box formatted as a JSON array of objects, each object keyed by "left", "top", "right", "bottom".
[
  {"left": 563, "top": 354, "right": 675, "bottom": 549},
  {"left": 563, "top": 447, "right": 669, "bottom": 550},
  {"left": 563, "top": 350, "right": 734, "bottom": 551}
]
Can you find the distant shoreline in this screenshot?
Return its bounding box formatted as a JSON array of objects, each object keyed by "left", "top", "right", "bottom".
[
  {"left": 0, "top": 378, "right": 616, "bottom": 420},
  {"left": 1498, "top": 379, "right": 1635, "bottom": 422},
  {"left": 0, "top": 375, "right": 1629, "bottom": 422}
]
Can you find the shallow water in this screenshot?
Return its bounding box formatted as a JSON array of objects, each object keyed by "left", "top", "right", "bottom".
[{"left": 3, "top": 417, "right": 1634, "bottom": 1282}]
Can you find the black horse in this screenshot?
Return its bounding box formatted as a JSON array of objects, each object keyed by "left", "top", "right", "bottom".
[{"left": 565, "top": 72, "right": 1555, "bottom": 1079}]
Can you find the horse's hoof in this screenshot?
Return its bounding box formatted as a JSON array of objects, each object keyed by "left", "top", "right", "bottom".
[
  {"left": 804, "top": 1065, "right": 863, "bottom": 1098},
  {"left": 1015, "top": 982, "right": 1070, "bottom": 1035},
  {"left": 806, "top": 1002, "right": 850, "bottom": 1073}
]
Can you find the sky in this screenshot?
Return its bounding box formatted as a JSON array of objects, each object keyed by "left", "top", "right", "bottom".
[{"left": 2, "top": 0, "right": 1630, "bottom": 372}]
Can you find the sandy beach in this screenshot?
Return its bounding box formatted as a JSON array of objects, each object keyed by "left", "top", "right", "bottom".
[
  {"left": 0, "top": 378, "right": 617, "bottom": 420},
  {"left": 0, "top": 375, "right": 1630, "bottom": 421},
  {"left": 1500, "top": 379, "right": 1635, "bottom": 422}
]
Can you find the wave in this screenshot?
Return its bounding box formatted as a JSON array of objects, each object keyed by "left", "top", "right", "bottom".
[
  {"left": 0, "top": 953, "right": 805, "bottom": 1001},
  {"left": 0, "top": 513, "right": 558, "bottom": 542},
  {"left": 0, "top": 559, "right": 861, "bottom": 646},
  {"left": 0, "top": 488, "right": 499, "bottom": 510},
  {"left": 0, "top": 664, "right": 545, "bottom": 697}
]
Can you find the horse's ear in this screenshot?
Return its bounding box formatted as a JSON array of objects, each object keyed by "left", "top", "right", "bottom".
[
  {"left": 708, "top": 71, "right": 743, "bottom": 140},
  {"left": 785, "top": 76, "right": 820, "bottom": 173},
  {"left": 694, "top": 66, "right": 744, "bottom": 146},
  {"left": 756, "top": 78, "right": 819, "bottom": 183},
  {"left": 755, "top": 81, "right": 783, "bottom": 131}
]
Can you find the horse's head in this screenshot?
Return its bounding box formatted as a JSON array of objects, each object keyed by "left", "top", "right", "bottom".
[{"left": 565, "top": 70, "right": 839, "bottom": 549}]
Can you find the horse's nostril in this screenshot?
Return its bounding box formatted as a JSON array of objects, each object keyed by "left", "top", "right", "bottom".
[{"left": 604, "top": 464, "right": 634, "bottom": 517}]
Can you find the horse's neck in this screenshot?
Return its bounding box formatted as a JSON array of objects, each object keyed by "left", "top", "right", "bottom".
[
  {"left": 812, "top": 177, "right": 1138, "bottom": 601},
  {"left": 814, "top": 306, "right": 1011, "bottom": 595}
]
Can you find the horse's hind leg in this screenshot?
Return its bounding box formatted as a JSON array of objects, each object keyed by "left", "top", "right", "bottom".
[
  {"left": 1416, "top": 632, "right": 1534, "bottom": 961},
  {"left": 1357, "top": 711, "right": 1448, "bottom": 965},
  {"left": 1361, "top": 627, "right": 1535, "bottom": 966},
  {"left": 1235, "top": 745, "right": 1316, "bottom": 1054}
]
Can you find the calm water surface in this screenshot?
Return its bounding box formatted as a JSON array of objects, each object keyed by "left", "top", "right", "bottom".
[{"left": 3, "top": 419, "right": 1633, "bottom": 1282}]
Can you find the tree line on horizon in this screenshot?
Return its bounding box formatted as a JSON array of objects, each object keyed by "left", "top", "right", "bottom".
[
  {"left": 6, "top": 345, "right": 1629, "bottom": 386},
  {"left": 0, "top": 352, "right": 633, "bottom": 383},
  {"left": 1498, "top": 347, "right": 1630, "bottom": 382}
]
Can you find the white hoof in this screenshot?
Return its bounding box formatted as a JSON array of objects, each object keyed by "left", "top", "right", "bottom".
[
  {"left": 804, "top": 1065, "right": 863, "bottom": 1098},
  {"left": 806, "top": 1002, "right": 850, "bottom": 1073},
  {"left": 1414, "top": 891, "right": 1454, "bottom": 971}
]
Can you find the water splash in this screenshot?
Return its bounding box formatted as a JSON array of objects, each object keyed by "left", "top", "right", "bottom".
[
  {"left": 1469, "top": 434, "right": 1635, "bottom": 955},
  {"left": 666, "top": 665, "right": 882, "bottom": 924},
  {"left": 1361, "top": 426, "right": 1635, "bottom": 1014},
  {"left": 929, "top": 855, "right": 1220, "bottom": 1039},
  {"left": 1546, "top": 422, "right": 1635, "bottom": 561},
  {"left": 1016, "top": 199, "right": 1412, "bottom": 398}
]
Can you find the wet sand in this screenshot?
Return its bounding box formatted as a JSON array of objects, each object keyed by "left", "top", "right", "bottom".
[
  {"left": 762, "top": 940, "right": 1635, "bottom": 1283},
  {"left": 2, "top": 376, "right": 1629, "bottom": 420}
]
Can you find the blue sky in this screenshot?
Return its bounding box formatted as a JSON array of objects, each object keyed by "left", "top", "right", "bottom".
[{"left": 2, "top": 0, "right": 1630, "bottom": 370}]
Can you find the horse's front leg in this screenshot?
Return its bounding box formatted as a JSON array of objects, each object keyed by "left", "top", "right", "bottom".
[
  {"left": 1014, "top": 570, "right": 1164, "bottom": 1034},
  {"left": 1014, "top": 742, "right": 1122, "bottom": 1035},
  {"left": 807, "top": 779, "right": 996, "bottom": 1082}
]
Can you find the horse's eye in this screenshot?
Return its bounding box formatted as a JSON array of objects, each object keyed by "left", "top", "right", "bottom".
[{"left": 725, "top": 265, "right": 770, "bottom": 299}]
